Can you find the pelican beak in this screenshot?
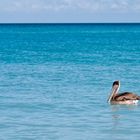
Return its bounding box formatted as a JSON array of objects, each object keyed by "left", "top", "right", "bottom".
[
  {"left": 107, "top": 82, "right": 120, "bottom": 103},
  {"left": 107, "top": 87, "right": 116, "bottom": 103}
]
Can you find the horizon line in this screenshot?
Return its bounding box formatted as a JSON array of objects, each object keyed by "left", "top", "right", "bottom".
[{"left": 0, "top": 22, "right": 140, "bottom": 24}]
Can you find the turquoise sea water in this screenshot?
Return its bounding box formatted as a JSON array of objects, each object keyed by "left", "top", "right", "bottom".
[{"left": 0, "top": 24, "right": 140, "bottom": 140}]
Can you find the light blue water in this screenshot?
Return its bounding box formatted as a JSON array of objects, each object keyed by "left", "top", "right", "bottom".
[{"left": 0, "top": 24, "right": 140, "bottom": 140}]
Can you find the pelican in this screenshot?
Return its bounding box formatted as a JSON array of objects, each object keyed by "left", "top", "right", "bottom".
[{"left": 108, "top": 81, "right": 140, "bottom": 104}]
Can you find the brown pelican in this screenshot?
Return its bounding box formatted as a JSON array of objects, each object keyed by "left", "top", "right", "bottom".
[{"left": 108, "top": 81, "right": 140, "bottom": 104}]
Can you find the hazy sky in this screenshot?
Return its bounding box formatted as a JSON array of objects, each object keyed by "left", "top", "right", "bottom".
[{"left": 0, "top": 0, "right": 140, "bottom": 23}]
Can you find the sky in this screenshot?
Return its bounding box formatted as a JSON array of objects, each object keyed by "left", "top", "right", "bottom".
[{"left": 0, "top": 0, "right": 140, "bottom": 23}]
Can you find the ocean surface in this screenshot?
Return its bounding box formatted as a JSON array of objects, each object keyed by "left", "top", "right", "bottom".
[{"left": 0, "top": 23, "right": 140, "bottom": 140}]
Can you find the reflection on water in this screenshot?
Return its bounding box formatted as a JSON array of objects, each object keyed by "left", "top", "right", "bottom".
[
  {"left": 111, "top": 104, "right": 138, "bottom": 119},
  {"left": 109, "top": 104, "right": 139, "bottom": 140}
]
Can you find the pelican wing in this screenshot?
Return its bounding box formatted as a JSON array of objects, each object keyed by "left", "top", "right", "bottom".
[{"left": 114, "top": 92, "right": 140, "bottom": 101}]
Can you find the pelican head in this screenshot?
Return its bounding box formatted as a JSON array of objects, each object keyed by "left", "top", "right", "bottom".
[{"left": 108, "top": 80, "right": 120, "bottom": 103}]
